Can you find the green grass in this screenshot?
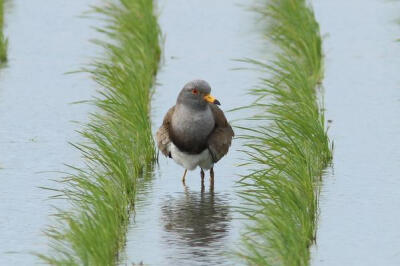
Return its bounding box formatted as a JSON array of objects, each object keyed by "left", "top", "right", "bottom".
[
  {"left": 237, "top": 0, "right": 332, "bottom": 265},
  {"left": 0, "top": 0, "right": 7, "bottom": 63},
  {"left": 39, "top": 0, "right": 160, "bottom": 265}
]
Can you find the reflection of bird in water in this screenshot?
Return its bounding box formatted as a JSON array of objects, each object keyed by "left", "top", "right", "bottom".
[{"left": 161, "top": 185, "right": 231, "bottom": 264}]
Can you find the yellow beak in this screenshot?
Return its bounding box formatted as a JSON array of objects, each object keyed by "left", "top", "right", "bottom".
[{"left": 204, "top": 94, "right": 221, "bottom": 105}]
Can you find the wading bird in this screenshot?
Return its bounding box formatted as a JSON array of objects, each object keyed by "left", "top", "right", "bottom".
[{"left": 156, "top": 80, "right": 234, "bottom": 186}]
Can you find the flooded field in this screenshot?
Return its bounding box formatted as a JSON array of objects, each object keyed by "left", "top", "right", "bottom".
[
  {"left": 0, "top": 0, "right": 101, "bottom": 264},
  {"left": 0, "top": 0, "right": 398, "bottom": 264},
  {"left": 122, "top": 0, "right": 262, "bottom": 265},
  {"left": 312, "top": 0, "right": 400, "bottom": 265}
]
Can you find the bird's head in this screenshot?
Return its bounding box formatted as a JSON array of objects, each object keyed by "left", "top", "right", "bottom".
[{"left": 177, "top": 79, "right": 220, "bottom": 109}]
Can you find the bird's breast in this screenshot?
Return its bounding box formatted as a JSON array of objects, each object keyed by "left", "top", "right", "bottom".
[{"left": 170, "top": 106, "right": 215, "bottom": 153}]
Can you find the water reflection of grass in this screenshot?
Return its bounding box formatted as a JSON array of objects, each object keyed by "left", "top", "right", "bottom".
[
  {"left": 0, "top": 0, "right": 7, "bottom": 62},
  {"left": 39, "top": 0, "right": 160, "bottom": 264},
  {"left": 238, "top": 0, "right": 332, "bottom": 265}
]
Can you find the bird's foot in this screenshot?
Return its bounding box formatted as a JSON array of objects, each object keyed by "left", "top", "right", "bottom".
[
  {"left": 210, "top": 167, "right": 214, "bottom": 190},
  {"left": 200, "top": 169, "right": 205, "bottom": 188},
  {"left": 182, "top": 169, "right": 188, "bottom": 184}
]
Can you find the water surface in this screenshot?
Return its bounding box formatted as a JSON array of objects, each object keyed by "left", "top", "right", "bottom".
[
  {"left": 312, "top": 0, "right": 400, "bottom": 265},
  {"left": 0, "top": 1, "right": 101, "bottom": 264}
]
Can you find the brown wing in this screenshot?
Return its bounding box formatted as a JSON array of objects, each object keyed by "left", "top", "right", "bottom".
[
  {"left": 207, "top": 104, "right": 234, "bottom": 163},
  {"left": 156, "top": 106, "right": 175, "bottom": 158}
]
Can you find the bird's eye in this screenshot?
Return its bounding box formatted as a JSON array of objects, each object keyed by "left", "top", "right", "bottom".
[{"left": 192, "top": 89, "right": 198, "bottom": 95}]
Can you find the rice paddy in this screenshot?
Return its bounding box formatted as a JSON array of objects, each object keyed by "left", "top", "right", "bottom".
[
  {"left": 38, "top": 0, "right": 160, "bottom": 264},
  {"left": 237, "top": 0, "right": 332, "bottom": 265},
  {"left": 1, "top": 0, "right": 399, "bottom": 264},
  {"left": 0, "top": 0, "right": 7, "bottom": 63}
]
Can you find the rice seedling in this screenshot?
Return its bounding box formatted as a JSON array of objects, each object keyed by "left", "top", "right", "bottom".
[
  {"left": 237, "top": 0, "right": 332, "bottom": 265},
  {"left": 38, "top": 0, "right": 160, "bottom": 265},
  {"left": 0, "top": 0, "right": 7, "bottom": 63}
]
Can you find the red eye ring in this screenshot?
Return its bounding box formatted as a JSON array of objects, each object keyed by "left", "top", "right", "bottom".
[{"left": 192, "top": 89, "right": 198, "bottom": 94}]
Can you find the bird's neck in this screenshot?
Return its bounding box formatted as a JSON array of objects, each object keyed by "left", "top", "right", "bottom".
[{"left": 176, "top": 98, "right": 207, "bottom": 110}]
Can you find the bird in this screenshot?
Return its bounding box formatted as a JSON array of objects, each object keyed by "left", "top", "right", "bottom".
[{"left": 156, "top": 79, "right": 234, "bottom": 186}]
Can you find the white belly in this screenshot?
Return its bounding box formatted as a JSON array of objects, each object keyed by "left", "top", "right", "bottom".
[{"left": 170, "top": 143, "right": 214, "bottom": 170}]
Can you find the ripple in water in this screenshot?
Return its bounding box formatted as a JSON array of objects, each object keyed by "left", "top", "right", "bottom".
[{"left": 160, "top": 185, "right": 232, "bottom": 265}]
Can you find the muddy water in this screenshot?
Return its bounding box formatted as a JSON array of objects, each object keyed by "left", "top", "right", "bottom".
[
  {"left": 123, "top": 1, "right": 262, "bottom": 265},
  {"left": 312, "top": 0, "right": 400, "bottom": 265},
  {"left": 0, "top": 0, "right": 101, "bottom": 264}
]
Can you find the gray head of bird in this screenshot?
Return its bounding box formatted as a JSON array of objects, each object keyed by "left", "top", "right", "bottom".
[{"left": 176, "top": 79, "right": 221, "bottom": 110}]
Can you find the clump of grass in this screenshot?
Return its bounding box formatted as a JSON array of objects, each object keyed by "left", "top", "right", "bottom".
[
  {"left": 237, "top": 0, "right": 332, "bottom": 265},
  {"left": 0, "top": 0, "right": 7, "bottom": 63},
  {"left": 39, "top": 0, "right": 160, "bottom": 265}
]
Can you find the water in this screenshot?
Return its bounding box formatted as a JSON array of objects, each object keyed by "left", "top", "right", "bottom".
[
  {"left": 0, "top": 1, "right": 101, "bottom": 264},
  {"left": 7, "top": 0, "right": 396, "bottom": 265},
  {"left": 123, "top": 0, "right": 262, "bottom": 265},
  {"left": 312, "top": 0, "right": 400, "bottom": 265}
]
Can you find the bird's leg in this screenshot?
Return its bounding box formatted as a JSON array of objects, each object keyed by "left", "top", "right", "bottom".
[
  {"left": 182, "top": 169, "right": 188, "bottom": 184},
  {"left": 200, "top": 168, "right": 205, "bottom": 187},
  {"left": 210, "top": 167, "right": 215, "bottom": 188}
]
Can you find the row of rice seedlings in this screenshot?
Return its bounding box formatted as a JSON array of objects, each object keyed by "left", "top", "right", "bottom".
[
  {"left": 237, "top": 0, "right": 332, "bottom": 265},
  {"left": 0, "top": 0, "right": 7, "bottom": 62},
  {"left": 39, "top": 0, "right": 160, "bottom": 264}
]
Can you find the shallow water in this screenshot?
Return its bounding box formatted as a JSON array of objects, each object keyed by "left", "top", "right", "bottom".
[
  {"left": 312, "top": 0, "right": 400, "bottom": 265},
  {"left": 123, "top": 0, "right": 262, "bottom": 265},
  {"left": 0, "top": 0, "right": 101, "bottom": 264}
]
